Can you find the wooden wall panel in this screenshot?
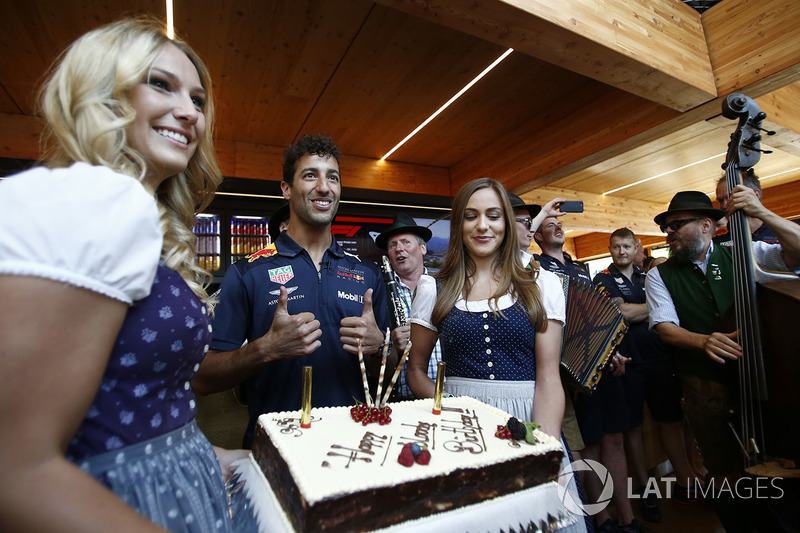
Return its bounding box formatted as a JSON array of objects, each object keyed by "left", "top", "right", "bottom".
[
  {"left": 758, "top": 83, "right": 800, "bottom": 158},
  {"left": 0, "top": 113, "right": 44, "bottom": 162},
  {"left": 762, "top": 179, "right": 800, "bottom": 220},
  {"left": 574, "top": 233, "right": 666, "bottom": 261}
]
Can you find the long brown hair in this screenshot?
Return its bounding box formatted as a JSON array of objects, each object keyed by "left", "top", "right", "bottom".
[{"left": 431, "top": 178, "right": 547, "bottom": 331}]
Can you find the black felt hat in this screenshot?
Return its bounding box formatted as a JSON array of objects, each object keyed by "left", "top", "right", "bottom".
[
  {"left": 653, "top": 191, "right": 726, "bottom": 227},
  {"left": 268, "top": 201, "right": 290, "bottom": 242},
  {"left": 375, "top": 213, "right": 433, "bottom": 250},
  {"left": 508, "top": 192, "right": 542, "bottom": 219}
]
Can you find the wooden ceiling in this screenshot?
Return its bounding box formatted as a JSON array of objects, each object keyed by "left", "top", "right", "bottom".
[{"left": 1, "top": 0, "right": 799, "bottom": 257}]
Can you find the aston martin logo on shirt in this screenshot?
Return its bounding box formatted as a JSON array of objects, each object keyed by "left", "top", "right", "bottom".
[
  {"left": 268, "top": 265, "right": 294, "bottom": 284},
  {"left": 269, "top": 286, "right": 298, "bottom": 296}
]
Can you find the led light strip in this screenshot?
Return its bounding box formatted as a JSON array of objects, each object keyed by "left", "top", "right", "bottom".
[
  {"left": 166, "top": 0, "right": 174, "bottom": 39},
  {"left": 380, "top": 48, "right": 514, "bottom": 161},
  {"left": 603, "top": 152, "right": 726, "bottom": 195}
]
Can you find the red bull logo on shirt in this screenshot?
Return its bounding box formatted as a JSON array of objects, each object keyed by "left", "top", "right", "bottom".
[
  {"left": 247, "top": 244, "right": 278, "bottom": 263},
  {"left": 269, "top": 265, "right": 294, "bottom": 284},
  {"left": 336, "top": 266, "right": 367, "bottom": 283}
]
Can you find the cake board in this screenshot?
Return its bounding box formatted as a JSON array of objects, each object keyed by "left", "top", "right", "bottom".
[{"left": 226, "top": 455, "right": 581, "bottom": 533}]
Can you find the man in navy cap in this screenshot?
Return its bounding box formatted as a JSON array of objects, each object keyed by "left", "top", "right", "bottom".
[{"left": 375, "top": 213, "right": 441, "bottom": 400}]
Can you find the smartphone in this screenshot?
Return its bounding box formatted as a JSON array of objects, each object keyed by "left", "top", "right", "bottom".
[{"left": 558, "top": 200, "right": 584, "bottom": 213}]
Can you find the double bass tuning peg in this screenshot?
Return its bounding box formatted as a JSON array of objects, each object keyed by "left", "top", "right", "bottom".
[
  {"left": 745, "top": 143, "right": 773, "bottom": 155},
  {"left": 748, "top": 114, "right": 776, "bottom": 135}
]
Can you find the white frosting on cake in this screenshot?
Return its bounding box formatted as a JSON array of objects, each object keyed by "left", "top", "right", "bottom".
[{"left": 257, "top": 396, "right": 562, "bottom": 506}]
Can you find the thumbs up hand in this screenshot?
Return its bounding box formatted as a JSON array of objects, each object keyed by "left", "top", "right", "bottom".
[
  {"left": 340, "top": 288, "right": 384, "bottom": 355},
  {"left": 257, "top": 285, "right": 322, "bottom": 362}
]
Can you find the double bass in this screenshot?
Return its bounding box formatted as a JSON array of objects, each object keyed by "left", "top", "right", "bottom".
[{"left": 721, "top": 93, "right": 800, "bottom": 474}]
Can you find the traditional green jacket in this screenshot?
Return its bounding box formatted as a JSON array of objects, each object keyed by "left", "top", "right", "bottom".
[{"left": 656, "top": 243, "right": 737, "bottom": 382}]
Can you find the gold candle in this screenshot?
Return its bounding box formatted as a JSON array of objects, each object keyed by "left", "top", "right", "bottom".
[
  {"left": 301, "top": 366, "right": 312, "bottom": 428},
  {"left": 432, "top": 361, "right": 446, "bottom": 414}
]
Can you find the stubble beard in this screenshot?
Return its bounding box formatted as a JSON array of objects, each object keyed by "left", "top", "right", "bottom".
[{"left": 297, "top": 196, "right": 339, "bottom": 228}]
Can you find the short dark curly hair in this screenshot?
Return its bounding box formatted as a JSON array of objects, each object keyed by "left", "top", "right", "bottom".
[{"left": 282, "top": 134, "right": 341, "bottom": 185}]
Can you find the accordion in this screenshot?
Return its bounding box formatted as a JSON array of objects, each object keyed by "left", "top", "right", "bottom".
[{"left": 556, "top": 274, "right": 628, "bottom": 394}]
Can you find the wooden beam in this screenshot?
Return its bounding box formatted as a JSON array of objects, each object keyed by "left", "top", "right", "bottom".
[
  {"left": 0, "top": 113, "right": 452, "bottom": 196},
  {"left": 703, "top": 0, "right": 800, "bottom": 96},
  {"left": 450, "top": 85, "right": 679, "bottom": 194},
  {"left": 757, "top": 83, "right": 800, "bottom": 158},
  {"left": 515, "top": 185, "right": 666, "bottom": 237},
  {"left": 447, "top": 0, "right": 800, "bottom": 203},
  {"left": 209, "top": 138, "right": 453, "bottom": 196},
  {"left": 375, "top": 0, "right": 716, "bottom": 111}
]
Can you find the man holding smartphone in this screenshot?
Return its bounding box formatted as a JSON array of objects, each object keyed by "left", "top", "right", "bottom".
[{"left": 532, "top": 213, "right": 592, "bottom": 285}]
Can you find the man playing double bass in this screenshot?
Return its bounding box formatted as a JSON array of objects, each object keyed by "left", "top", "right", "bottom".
[{"left": 645, "top": 188, "right": 800, "bottom": 532}]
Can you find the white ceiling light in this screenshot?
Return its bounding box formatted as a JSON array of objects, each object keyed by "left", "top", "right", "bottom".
[{"left": 166, "top": 0, "right": 174, "bottom": 39}]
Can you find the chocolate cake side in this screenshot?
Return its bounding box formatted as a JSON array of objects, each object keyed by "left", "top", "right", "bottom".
[{"left": 252, "top": 420, "right": 563, "bottom": 533}]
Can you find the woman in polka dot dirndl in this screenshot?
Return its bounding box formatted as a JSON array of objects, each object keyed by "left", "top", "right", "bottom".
[
  {"left": 407, "top": 177, "right": 589, "bottom": 532},
  {"left": 0, "top": 18, "right": 245, "bottom": 532}
]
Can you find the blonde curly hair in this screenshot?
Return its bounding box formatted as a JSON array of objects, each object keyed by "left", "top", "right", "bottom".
[{"left": 39, "top": 17, "right": 221, "bottom": 301}]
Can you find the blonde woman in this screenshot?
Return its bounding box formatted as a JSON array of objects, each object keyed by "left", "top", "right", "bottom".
[
  {"left": 407, "top": 178, "right": 588, "bottom": 532},
  {"left": 0, "top": 19, "right": 240, "bottom": 532}
]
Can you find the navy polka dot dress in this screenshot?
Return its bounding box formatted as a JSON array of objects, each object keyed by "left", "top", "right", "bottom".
[{"left": 439, "top": 302, "right": 536, "bottom": 381}]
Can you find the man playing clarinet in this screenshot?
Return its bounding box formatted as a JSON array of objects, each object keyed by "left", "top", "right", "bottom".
[{"left": 375, "top": 213, "right": 442, "bottom": 401}]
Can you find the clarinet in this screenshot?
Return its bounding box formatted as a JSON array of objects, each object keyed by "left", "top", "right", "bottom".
[{"left": 381, "top": 255, "right": 407, "bottom": 330}]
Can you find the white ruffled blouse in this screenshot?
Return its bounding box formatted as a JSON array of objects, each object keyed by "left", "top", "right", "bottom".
[{"left": 0, "top": 162, "right": 162, "bottom": 304}]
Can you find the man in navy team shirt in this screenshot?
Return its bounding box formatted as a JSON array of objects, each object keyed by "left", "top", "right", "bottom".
[
  {"left": 194, "top": 135, "right": 390, "bottom": 447},
  {"left": 593, "top": 228, "right": 697, "bottom": 523}
]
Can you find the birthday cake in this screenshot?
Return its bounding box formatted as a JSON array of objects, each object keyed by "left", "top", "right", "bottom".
[{"left": 251, "top": 396, "right": 564, "bottom": 533}]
